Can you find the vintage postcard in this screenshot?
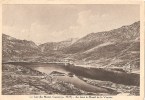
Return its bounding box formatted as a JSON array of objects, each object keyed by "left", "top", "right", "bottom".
[{"left": 0, "top": 0, "right": 144, "bottom": 100}]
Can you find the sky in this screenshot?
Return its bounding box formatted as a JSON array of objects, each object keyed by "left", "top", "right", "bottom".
[{"left": 2, "top": 4, "right": 140, "bottom": 44}]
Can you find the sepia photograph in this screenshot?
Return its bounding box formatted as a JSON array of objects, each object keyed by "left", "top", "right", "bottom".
[{"left": 1, "top": 4, "right": 142, "bottom": 96}]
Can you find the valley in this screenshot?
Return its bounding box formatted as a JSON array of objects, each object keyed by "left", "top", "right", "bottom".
[{"left": 2, "top": 21, "right": 140, "bottom": 95}]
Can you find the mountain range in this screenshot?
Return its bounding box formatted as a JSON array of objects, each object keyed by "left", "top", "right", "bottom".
[{"left": 2, "top": 21, "right": 140, "bottom": 70}]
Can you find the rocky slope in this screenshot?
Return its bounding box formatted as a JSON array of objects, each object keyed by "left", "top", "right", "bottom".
[
  {"left": 2, "top": 34, "right": 40, "bottom": 62},
  {"left": 64, "top": 21, "right": 139, "bottom": 54},
  {"left": 67, "top": 21, "right": 140, "bottom": 70},
  {"left": 2, "top": 21, "right": 140, "bottom": 70},
  {"left": 39, "top": 38, "right": 78, "bottom": 52},
  {"left": 39, "top": 38, "right": 78, "bottom": 57},
  {"left": 2, "top": 64, "right": 90, "bottom": 95}
]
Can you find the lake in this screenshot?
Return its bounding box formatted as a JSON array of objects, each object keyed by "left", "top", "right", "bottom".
[{"left": 3, "top": 62, "right": 140, "bottom": 94}]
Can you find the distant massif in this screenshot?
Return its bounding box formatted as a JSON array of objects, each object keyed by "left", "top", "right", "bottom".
[{"left": 2, "top": 21, "right": 140, "bottom": 70}]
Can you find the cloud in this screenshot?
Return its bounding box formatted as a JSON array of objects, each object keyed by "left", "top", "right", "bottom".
[{"left": 3, "top": 4, "right": 139, "bottom": 44}]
